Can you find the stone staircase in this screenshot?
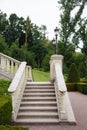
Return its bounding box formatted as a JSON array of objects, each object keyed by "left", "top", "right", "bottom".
[{"left": 15, "top": 81, "right": 59, "bottom": 124}]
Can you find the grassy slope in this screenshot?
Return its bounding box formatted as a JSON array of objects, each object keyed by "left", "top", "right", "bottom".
[{"left": 32, "top": 69, "right": 50, "bottom": 82}]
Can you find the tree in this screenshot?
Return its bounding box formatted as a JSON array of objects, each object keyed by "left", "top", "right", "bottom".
[
  {"left": 67, "top": 63, "right": 80, "bottom": 83},
  {"left": 0, "top": 34, "right": 8, "bottom": 53},
  {"left": 40, "top": 25, "right": 47, "bottom": 38},
  {"left": 73, "top": 52, "right": 87, "bottom": 77},
  {"left": 4, "top": 13, "right": 24, "bottom": 46},
  {"left": 58, "top": 0, "right": 87, "bottom": 71},
  {"left": 58, "top": 41, "right": 75, "bottom": 67},
  {"left": 58, "top": 0, "right": 87, "bottom": 46},
  {"left": 0, "top": 10, "right": 8, "bottom": 35}
]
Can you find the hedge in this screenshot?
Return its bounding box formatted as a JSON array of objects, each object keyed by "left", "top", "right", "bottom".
[
  {"left": 0, "top": 96, "right": 12, "bottom": 125},
  {"left": 67, "top": 63, "right": 80, "bottom": 83},
  {"left": 0, "top": 125, "right": 28, "bottom": 130},
  {"left": 66, "top": 83, "right": 78, "bottom": 91},
  {"left": 66, "top": 82, "right": 87, "bottom": 94},
  {"left": 77, "top": 83, "right": 87, "bottom": 94}
]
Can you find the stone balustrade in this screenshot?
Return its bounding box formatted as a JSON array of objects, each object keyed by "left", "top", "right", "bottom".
[
  {"left": 0, "top": 53, "right": 21, "bottom": 74},
  {"left": 0, "top": 53, "right": 33, "bottom": 80},
  {"left": 0, "top": 52, "right": 33, "bottom": 121},
  {"left": 8, "top": 62, "right": 27, "bottom": 121},
  {"left": 54, "top": 62, "right": 67, "bottom": 121},
  {"left": 50, "top": 54, "right": 76, "bottom": 124}
]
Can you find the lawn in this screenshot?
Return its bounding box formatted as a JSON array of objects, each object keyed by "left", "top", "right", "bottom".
[{"left": 32, "top": 69, "right": 50, "bottom": 82}]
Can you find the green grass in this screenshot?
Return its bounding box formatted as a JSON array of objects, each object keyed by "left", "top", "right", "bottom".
[
  {"left": 33, "top": 69, "right": 50, "bottom": 82},
  {"left": 0, "top": 125, "right": 28, "bottom": 130}
]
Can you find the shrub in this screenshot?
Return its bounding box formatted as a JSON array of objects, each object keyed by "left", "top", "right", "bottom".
[
  {"left": 0, "top": 96, "right": 12, "bottom": 125},
  {"left": 81, "top": 76, "right": 87, "bottom": 83},
  {"left": 66, "top": 82, "right": 87, "bottom": 94},
  {"left": 0, "top": 80, "right": 11, "bottom": 97},
  {"left": 77, "top": 83, "right": 87, "bottom": 94},
  {"left": 0, "top": 125, "right": 28, "bottom": 130},
  {"left": 66, "top": 83, "right": 78, "bottom": 91},
  {"left": 67, "top": 63, "right": 80, "bottom": 83},
  {"left": 0, "top": 80, "right": 12, "bottom": 124}
]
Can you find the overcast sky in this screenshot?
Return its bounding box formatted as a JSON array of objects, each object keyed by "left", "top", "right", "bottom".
[
  {"left": 0, "top": 0, "right": 60, "bottom": 39},
  {"left": 0, "top": 0, "right": 86, "bottom": 40}
]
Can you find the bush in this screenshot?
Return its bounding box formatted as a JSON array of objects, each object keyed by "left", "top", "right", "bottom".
[
  {"left": 77, "top": 83, "right": 87, "bottom": 94},
  {"left": 0, "top": 80, "right": 12, "bottom": 124},
  {"left": 0, "top": 96, "right": 12, "bottom": 125},
  {"left": 81, "top": 76, "right": 87, "bottom": 83},
  {"left": 41, "top": 54, "right": 50, "bottom": 71},
  {"left": 66, "top": 83, "right": 78, "bottom": 91},
  {"left": 0, "top": 125, "right": 28, "bottom": 130},
  {"left": 0, "top": 80, "right": 11, "bottom": 97},
  {"left": 67, "top": 63, "right": 80, "bottom": 83},
  {"left": 66, "top": 82, "right": 87, "bottom": 94}
]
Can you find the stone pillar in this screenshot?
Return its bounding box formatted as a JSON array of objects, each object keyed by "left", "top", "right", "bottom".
[{"left": 50, "top": 54, "right": 63, "bottom": 82}]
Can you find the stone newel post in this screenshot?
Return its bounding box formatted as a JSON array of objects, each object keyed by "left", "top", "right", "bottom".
[{"left": 50, "top": 54, "right": 63, "bottom": 82}]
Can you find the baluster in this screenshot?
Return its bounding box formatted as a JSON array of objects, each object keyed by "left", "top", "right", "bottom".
[
  {"left": 25, "top": 66, "right": 29, "bottom": 78},
  {"left": 27, "top": 66, "right": 29, "bottom": 78},
  {"left": 1, "top": 56, "right": 6, "bottom": 69},
  {"left": 15, "top": 63, "right": 19, "bottom": 73},
  {"left": 11, "top": 61, "right": 14, "bottom": 73},
  {"left": 6, "top": 59, "right": 10, "bottom": 72}
]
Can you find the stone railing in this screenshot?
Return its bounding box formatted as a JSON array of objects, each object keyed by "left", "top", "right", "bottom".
[
  {"left": 0, "top": 52, "right": 34, "bottom": 121},
  {"left": 8, "top": 62, "right": 32, "bottom": 121},
  {"left": 54, "top": 62, "right": 67, "bottom": 121},
  {"left": 0, "top": 52, "right": 21, "bottom": 75},
  {"left": 50, "top": 55, "right": 76, "bottom": 124},
  {"left": 0, "top": 53, "right": 33, "bottom": 80}
]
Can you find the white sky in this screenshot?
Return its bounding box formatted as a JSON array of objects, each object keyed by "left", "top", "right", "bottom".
[
  {"left": 0, "top": 0, "right": 60, "bottom": 40},
  {"left": 0, "top": 0, "right": 86, "bottom": 40}
]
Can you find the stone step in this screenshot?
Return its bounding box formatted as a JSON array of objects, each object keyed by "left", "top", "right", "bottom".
[
  {"left": 23, "top": 93, "right": 55, "bottom": 97},
  {"left": 15, "top": 118, "right": 59, "bottom": 124},
  {"left": 17, "top": 112, "right": 59, "bottom": 119},
  {"left": 19, "top": 106, "right": 58, "bottom": 112},
  {"left": 25, "top": 86, "right": 54, "bottom": 89},
  {"left": 26, "top": 82, "right": 54, "bottom": 86},
  {"left": 22, "top": 97, "right": 56, "bottom": 101},
  {"left": 15, "top": 82, "right": 59, "bottom": 124},
  {"left": 20, "top": 101, "right": 57, "bottom": 107},
  {"left": 24, "top": 89, "right": 55, "bottom": 93}
]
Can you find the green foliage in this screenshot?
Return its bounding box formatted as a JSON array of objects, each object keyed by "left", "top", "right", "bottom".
[
  {"left": 0, "top": 34, "right": 8, "bottom": 53},
  {"left": 32, "top": 43, "right": 47, "bottom": 69},
  {"left": 41, "top": 53, "right": 51, "bottom": 71},
  {"left": 66, "top": 82, "right": 87, "bottom": 94},
  {"left": 0, "top": 10, "right": 8, "bottom": 34},
  {"left": 66, "top": 83, "right": 78, "bottom": 91},
  {"left": 0, "top": 80, "right": 11, "bottom": 97},
  {"left": 0, "top": 125, "right": 28, "bottom": 130},
  {"left": 73, "top": 52, "right": 86, "bottom": 77},
  {"left": 0, "top": 80, "right": 12, "bottom": 124},
  {"left": 0, "top": 96, "right": 12, "bottom": 125},
  {"left": 77, "top": 83, "right": 87, "bottom": 94},
  {"left": 0, "top": 8, "right": 87, "bottom": 78},
  {"left": 81, "top": 76, "right": 87, "bottom": 83},
  {"left": 59, "top": 0, "right": 86, "bottom": 45},
  {"left": 58, "top": 0, "right": 87, "bottom": 75},
  {"left": 4, "top": 13, "right": 24, "bottom": 46},
  {"left": 67, "top": 63, "right": 80, "bottom": 83}
]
